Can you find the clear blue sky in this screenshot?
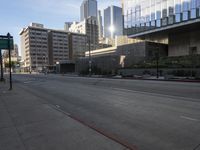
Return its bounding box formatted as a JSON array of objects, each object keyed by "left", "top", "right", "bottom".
[{"left": 0, "top": 0, "right": 121, "bottom": 55}]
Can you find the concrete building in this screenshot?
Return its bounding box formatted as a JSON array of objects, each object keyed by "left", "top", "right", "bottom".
[
  {"left": 76, "top": 41, "right": 167, "bottom": 74},
  {"left": 69, "top": 16, "right": 99, "bottom": 51},
  {"left": 104, "top": 6, "right": 123, "bottom": 38},
  {"left": 20, "top": 24, "right": 49, "bottom": 71},
  {"left": 30, "top": 23, "right": 44, "bottom": 28},
  {"left": 48, "top": 30, "right": 69, "bottom": 66},
  {"left": 97, "top": 10, "right": 103, "bottom": 39},
  {"left": 69, "top": 32, "right": 87, "bottom": 60},
  {"left": 122, "top": 0, "right": 200, "bottom": 56},
  {"left": 80, "top": 0, "right": 97, "bottom": 21},
  {"left": 20, "top": 23, "right": 87, "bottom": 72},
  {"left": 2, "top": 44, "right": 21, "bottom": 72},
  {"left": 12, "top": 44, "right": 19, "bottom": 57},
  {"left": 85, "top": 42, "right": 167, "bottom": 58},
  {"left": 101, "top": 36, "right": 142, "bottom": 47}
]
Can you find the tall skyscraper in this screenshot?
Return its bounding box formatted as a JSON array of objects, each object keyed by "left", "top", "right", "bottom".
[
  {"left": 104, "top": 6, "right": 123, "bottom": 39},
  {"left": 97, "top": 10, "right": 103, "bottom": 39},
  {"left": 64, "top": 22, "right": 73, "bottom": 31},
  {"left": 80, "top": 0, "right": 98, "bottom": 21}
]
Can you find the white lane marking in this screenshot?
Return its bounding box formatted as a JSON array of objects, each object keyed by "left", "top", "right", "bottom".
[
  {"left": 113, "top": 88, "right": 134, "bottom": 93},
  {"left": 56, "top": 105, "right": 60, "bottom": 108},
  {"left": 112, "top": 87, "right": 200, "bottom": 102},
  {"left": 24, "top": 81, "right": 33, "bottom": 84},
  {"left": 180, "top": 116, "right": 199, "bottom": 122}
]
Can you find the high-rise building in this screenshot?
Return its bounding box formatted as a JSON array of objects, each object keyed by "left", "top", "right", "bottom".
[
  {"left": 64, "top": 22, "right": 73, "bottom": 32},
  {"left": 13, "top": 44, "right": 19, "bottom": 57},
  {"left": 97, "top": 10, "right": 103, "bottom": 39},
  {"left": 20, "top": 23, "right": 88, "bottom": 71},
  {"left": 48, "top": 30, "right": 69, "bottom": 66},
  {"left": 122, "top": 0, "right": 200, "bottom": 56},
  {"left": 69, "top": 16, "right": 99, "bottom": 51},
  {"left": 20, "top": 24, "right": 49, "bottom": 71},
  {"left": 69, "top": 33, "right": 87, "bottom": 60},
  {"left": 104, "top": 6, "right": 123, "bottom": 39},
  {"left": 80, "top": 0, "right": 98, "bottom": 21},
  {"left": 2, "top": 44, "right": 19, "bottom": 58},
  {"left": 2, "top": 44, "right": 21, "bottom": 69},
  {"left": 30, "top": 23, "right": 44, "bottom": 28}
]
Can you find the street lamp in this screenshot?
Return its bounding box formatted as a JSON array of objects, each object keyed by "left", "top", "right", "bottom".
[
  {"left": 56, "top": 61, "right": 60, "bottom": 74},
  {"left": 43, "top": 54, "right": 47, "bottom": 74},
  {"left": 155, "top": 46, "right": 159, "bottom": 79},
  {"left": 88, "top": 38, "right": 92, "bottom": 77}
]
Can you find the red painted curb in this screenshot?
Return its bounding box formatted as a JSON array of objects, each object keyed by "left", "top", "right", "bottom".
[
  {"left": 68, "top": 114, "right": 138, "bottom": 150},
  {"left": 52, "top": 105, "right": 138, "bottom": 150}
]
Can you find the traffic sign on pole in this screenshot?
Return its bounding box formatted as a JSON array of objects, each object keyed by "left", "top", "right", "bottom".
[
  {"left": 0, "top": 34, "right": 14, "bottom": 90},
  {"left": 0, "top": 35, "right": 14, "bottom": 49},
  {"left": 7, "top": 33, "right": 12, "bottom": 90}
]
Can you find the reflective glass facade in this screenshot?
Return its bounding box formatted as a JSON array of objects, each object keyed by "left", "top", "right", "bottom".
[
  {"left": 80, "top": 0, "right": 97, "bottom": 21},
  {"left": 104, "top": 6, "right": 123, "bottom": 38},
  {"left": 123, "top": 0, "right": 200, "bottom": 35}
]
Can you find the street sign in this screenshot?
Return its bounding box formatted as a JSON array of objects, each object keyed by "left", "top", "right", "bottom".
[
  {"left": 0, "top": 33, "right": 13, "bottom": 90},
  {"left": 0, "top": 36, "right": 14, "bottom": 49}
]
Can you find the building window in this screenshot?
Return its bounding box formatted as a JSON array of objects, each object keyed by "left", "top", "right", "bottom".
[
  {"left": 190, "top": 9, "right": 197, "bottom": 19},
  {"left": 182, "top": 11, "right": 189, "bottom": 21},
  {"left": 175, "top": 13, "right": 181, "bottom": 22}
]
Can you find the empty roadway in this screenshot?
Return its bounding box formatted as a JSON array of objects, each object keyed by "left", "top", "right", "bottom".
[{"left": 11, "top": 74, "right": 200, "bottom": 150}]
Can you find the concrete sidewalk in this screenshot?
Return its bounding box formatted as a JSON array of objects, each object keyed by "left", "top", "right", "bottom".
[{"left": 0, "top": 83, "right": 126, "bottom": 150}]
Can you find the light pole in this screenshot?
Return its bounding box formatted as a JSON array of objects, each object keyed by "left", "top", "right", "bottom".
[
  {"left": 155, "top": 46, "right": 159, "bottom": 79},
  {"left": 43, "top": 54, "right": 47, "bottom": 74},
  {"left": 56, "top": 61, "right": 60, "bottom": 74},
  {"left": 88, "top": 39, "right": 92, "bottom": 77},
  {"left": 87, "top": 20, "right": 92, "bottom": 77}
]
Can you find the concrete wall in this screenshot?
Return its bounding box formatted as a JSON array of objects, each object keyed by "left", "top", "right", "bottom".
[
  {"left": 76, "top": 42, "right": 168, "bottom": 74},
  {"left": 168, "top": 29, "right": 200, "bottom": 56},
  {"left": 119, "top": 68, "right": 200, "bottom": 78},
  {"left": 117, "top": 42, "right": 146, "bottom": 57}
]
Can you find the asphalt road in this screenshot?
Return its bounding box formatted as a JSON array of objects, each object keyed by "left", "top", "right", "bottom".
[{"left": 11, "top": 74, "right": 200, "bottom": 150}]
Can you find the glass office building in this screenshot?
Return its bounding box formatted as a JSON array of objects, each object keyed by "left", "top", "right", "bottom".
[
  {"left": 123, "top": 0, "right": 200, "bottom": 35},
  {"left": 104, "top": 6, "right": 123, "bottom": 38},
  {"left": 80, "top": 0, "right": 98, "bottom": 21}
]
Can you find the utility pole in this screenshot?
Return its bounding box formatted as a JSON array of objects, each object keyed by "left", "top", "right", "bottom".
[{"left": 0, "top": 49, "right": 4, "bottom": 81}]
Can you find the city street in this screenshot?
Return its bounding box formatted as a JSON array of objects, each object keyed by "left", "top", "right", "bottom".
[{"left": 3, "top": 74, "right": 200, "bottom": 150}]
